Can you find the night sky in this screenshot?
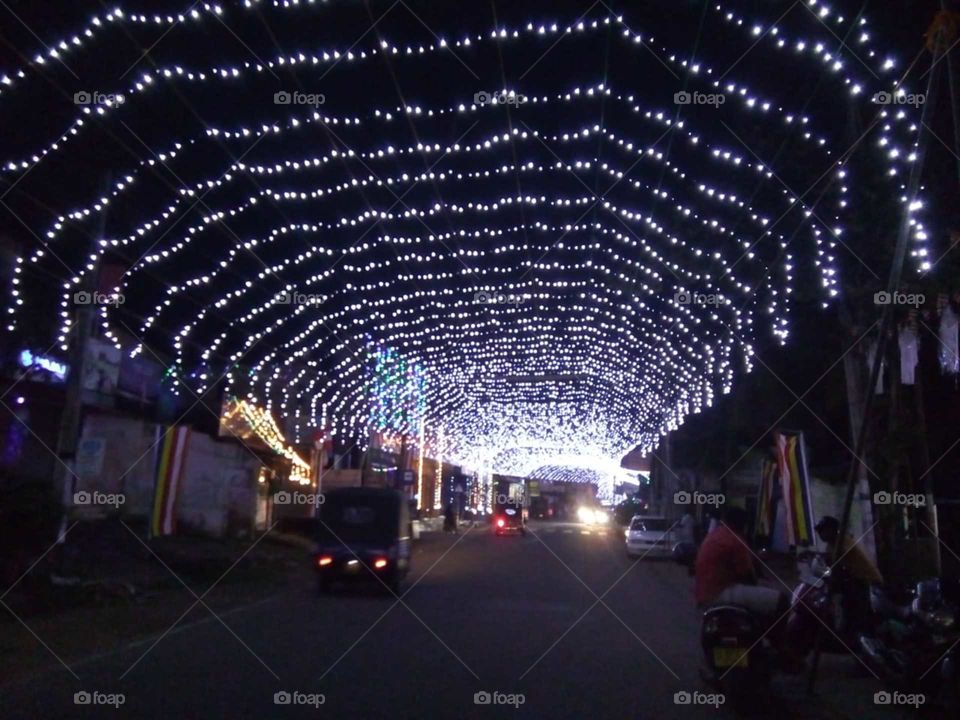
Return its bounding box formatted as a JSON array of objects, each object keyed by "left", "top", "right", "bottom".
[{"left": 0, "top": 0, "right": 956, "bottom": 478}]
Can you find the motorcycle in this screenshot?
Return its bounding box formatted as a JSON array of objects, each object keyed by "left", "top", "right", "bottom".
[
  {"left": 676, "top": 545, "right": 869, "bottom": 712},
  {"left": 858, "top": 578, "right": 960, "bottom": 715}
]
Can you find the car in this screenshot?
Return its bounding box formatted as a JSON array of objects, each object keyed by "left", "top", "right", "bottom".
[
  {"left": 624, "top": 516, "right": 679, "bottom": 558},
  {"left": 313, "top": 487, "right": 411, "bottom": 594}
]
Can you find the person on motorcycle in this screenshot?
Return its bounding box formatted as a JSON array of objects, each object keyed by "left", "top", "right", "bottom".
[
  {"left": 694, "top": 506, "right": 785, "bottom": 617},
  {"left": 814, "top": 515, "right": 882, "bottom": 634},
  {"left": 695, "top": 506, "right": 804, "bottom": 672}
]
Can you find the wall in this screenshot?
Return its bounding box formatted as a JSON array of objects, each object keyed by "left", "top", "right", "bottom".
[
  {"left": 76, "top": 411, "right": 159, "bottom": 516},
  {"left": 175, "top": 431, "right": 260, "bottom": 538}
]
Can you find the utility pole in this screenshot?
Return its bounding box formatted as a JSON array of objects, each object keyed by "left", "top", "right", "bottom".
[{"left": 54, "top": 175, "right": 111, "bottom": 545}]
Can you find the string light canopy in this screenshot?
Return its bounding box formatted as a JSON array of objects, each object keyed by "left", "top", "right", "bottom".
[{"left": 0, "top": 0, "right": 931, "bottom": 486}]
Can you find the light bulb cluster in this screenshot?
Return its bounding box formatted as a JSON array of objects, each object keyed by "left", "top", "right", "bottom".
[{"left": 1, "top": 2, "right": 931, "bottom": 493}]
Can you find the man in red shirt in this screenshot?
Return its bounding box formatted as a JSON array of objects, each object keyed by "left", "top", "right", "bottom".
[{"left": 694, "top": 506, "right": 784, "bottom": 618}]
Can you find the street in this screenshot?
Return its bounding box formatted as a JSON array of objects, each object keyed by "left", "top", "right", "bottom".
[{"left": 1, "top": 522, "right": 892, "bottom": 719}]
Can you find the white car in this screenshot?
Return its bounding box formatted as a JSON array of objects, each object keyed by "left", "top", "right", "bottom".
[{"left": 624, "top": 516, "right": 678, "bottom": 558}]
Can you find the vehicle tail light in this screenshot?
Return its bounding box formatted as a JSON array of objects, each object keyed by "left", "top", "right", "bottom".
[
  {"left": 496, "top": 518, "right": 505, "bottom": 528},
  {"left": 373, "top": 558, "right": 388, "bottom": 569},
  {"left": 317, "top": 556, "right": 333, "bottom": 567}
]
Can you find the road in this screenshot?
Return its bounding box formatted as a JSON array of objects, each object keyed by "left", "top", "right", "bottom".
[{"left": 1, "top": 521, "right": 887, "bottom": 719}]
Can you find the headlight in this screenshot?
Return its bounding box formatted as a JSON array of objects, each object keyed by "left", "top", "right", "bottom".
[
  {"left": 577, "top": 506, "right": 595, "bottom": 523},
  {"left": 593, "top": 510, "right": 609, "bottom": 524}
]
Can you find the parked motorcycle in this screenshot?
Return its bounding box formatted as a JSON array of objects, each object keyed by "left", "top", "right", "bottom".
[
  {"left": 859, "top": 578, "right": 960, "bottom": 715},
  {"left": 677, "top": 545, "right": 870, "bottom": 712}
]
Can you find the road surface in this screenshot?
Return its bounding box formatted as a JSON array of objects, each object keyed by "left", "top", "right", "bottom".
[{"left": 1, "top": 521, "right": 887, "bottom": 718}]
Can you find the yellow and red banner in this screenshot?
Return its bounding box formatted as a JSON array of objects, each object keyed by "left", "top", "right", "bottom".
[
  {"left": 758, "top": 431, "right": 815, "bottom": 547},
  {"left": 151, "top": 425, "right": 190, "bottom": 536}
]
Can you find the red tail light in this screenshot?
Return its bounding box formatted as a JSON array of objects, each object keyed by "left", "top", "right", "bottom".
[
  {"left": 496, "top": 518, "right": 505, "bottom": 528},
  {"left": 373, "top": 558, "right": 388, "bottom": 569},
  {"left": 317, "top": 556, "right": 333, "bottom": 567}
]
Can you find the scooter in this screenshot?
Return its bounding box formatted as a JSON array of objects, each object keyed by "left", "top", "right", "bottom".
[{"left": 679, "top": 546, "right": 866, "bottom": 712}]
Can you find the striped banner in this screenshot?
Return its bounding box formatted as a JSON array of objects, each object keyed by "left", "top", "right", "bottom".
[
  {"left": 151, "top": 425, "right": 191, "bottom": 536},
  {"left": 757, "top": 458, "right": 777, "bottom": 538},
  {"left": 774, "top": 431, "right": 815, "bottom": 546}
]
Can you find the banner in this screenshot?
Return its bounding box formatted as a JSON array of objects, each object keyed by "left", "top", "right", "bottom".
[
  {"left": 773, "top": 430, "right": 815, "bottom": 546},
  {"left": 151, "top": 426, "right": 190, "bottom": 536},
  {"left": 757, "top": 458, "right": 777, "bottom": 538}
]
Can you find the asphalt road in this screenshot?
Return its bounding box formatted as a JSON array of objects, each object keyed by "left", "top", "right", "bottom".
[{"left": 0, "top": 521, "right": 889, "bottom": 719}]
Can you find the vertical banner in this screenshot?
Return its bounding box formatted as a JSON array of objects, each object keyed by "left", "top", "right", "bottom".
[
  {"left": 773, "top": 430, "right": 815, "bottom": 546},
  {"left": 151, "top": 426, "right": 191, "bottom": 536},
  {"left": 756, "top": 458, "right": 777, "bottom": 539}
]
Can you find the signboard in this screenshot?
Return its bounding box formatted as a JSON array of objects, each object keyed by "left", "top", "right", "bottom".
[
  {"left": 401, "top": 470, "right": 415, "bottom": 485},
  {"left": 83, "top": 339, "right": 121, "bottom": 395},
  {"left": 18, "top": 349, "right": 68, "bottom": 382},
  {"left": 118, "top": 354, "right": 163, "bottom": 402}
]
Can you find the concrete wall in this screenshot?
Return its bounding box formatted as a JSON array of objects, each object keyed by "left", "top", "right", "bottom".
[
  {"left": 77, "top": 413, "right": 262, "bottom": 538},
  {"left": 176, "top": 431, "right": 261, "bottom": 539},
  {"left": 76, "top": 411, "right": 160, "bottom": 517}
]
